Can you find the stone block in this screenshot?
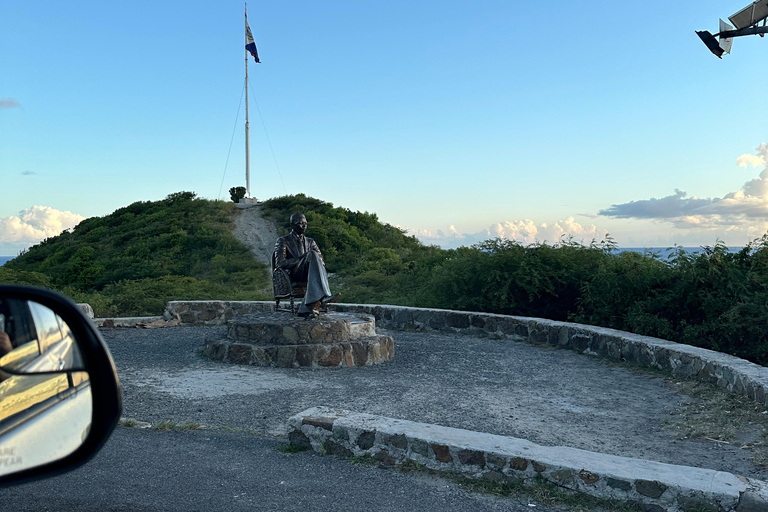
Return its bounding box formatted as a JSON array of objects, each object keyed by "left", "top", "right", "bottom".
[
  {"left": 341, "top": 344, "right": 354, "bottom": 367},
  {"left": 457, "top": 449, "right": 485, "bottom": 467},
  {"left": 310, "top": 324, "right": 331, "bottom": 343},
  {"left": 302, "top": 416, "right": 335, "bottom": 431},
  {"left": 571, "top": 334, "right": 590, "bottom": 352},
  {"left": 356, "top": 431, "right": 375, "bottom": 450},
  {"left": 486, "top": 453, "right": 506, "bottom": 470},
  {"left": 282, "top": 326, "right": 300, "bottom": 344},
  {"left": 606, "top": 477, "right": 632, "bottom": 491},
  {"left": 737, "top": 490, "right": 768, "bottom": 511},
  {"left": 275, "top": 346, "right": 297, "bottom": 368},
  {"left": 551, "top": 469, "right": 574, "bottom": 486},
  {"left": 431, "top": 443, "right": 452, "bottom": 463},
  {"left": 382, "top": 434, "right": 408, "bottom": 450},
  {"left": 227, "top": 344, "right": 253, "bottom": 365},
  {"left": 204, "top": 340, "right": 227, "bottom": 361},
  {"left": 529, "top": 328, "right": 548, "bottom": 345},
  {"left": 289, "top": 430, "right": 311, "bottom": 448},
  {"left": 333, "top": 428, "right": 349, "bottom": 441},
  {"left": 471, "top": 316, "right": 486, "bottom": 328},
  {"left": 352, "top": 342, "right": 367, "bottom": 366},
  {"left": 446, "top": 313, "right": 470, "bottom": 329},
  {"left": 393, "top": 309, "right": 411, "bottom": 328},
  {"left": 251, "top": 347, "right": 270, "bottom": 365},
  {"left": 372, "top": 340, "right": 383, "bottom": 362},
  {"left": 325, "top": 440, "right": 353, "bottom": 458},
  {"left": 410, "top": 438, "right": 430, "bottom": 457},
  {"left": 295, "top": 346, "right": 315, "bottom": 367},
  {"left": 638, "top": 345, "right": 655, "bottom": 366},
  {"left": 428, "top": 313, "right": 446, "bottom": 330},
  {"left": 509, "top": 457, "right": 528, "bottom": 471},
  {"left": 318, "top": 345, "right": 343, "bottom": 367},
  {"left": 578, "top": 470, "right": 599, "bottom": 485},
  {"left": 635, "top": 480, "right": 668, "bottom": 499}
]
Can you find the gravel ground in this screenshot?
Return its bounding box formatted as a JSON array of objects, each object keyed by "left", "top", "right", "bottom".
[{"left": 104, "top": 325, "right": 765, "bottom": 480}]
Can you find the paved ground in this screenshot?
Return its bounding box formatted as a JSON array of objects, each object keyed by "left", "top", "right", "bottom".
[
  {"left": 3, "top": 428, "right": 558, "bottom": 512},
  {"left": 107, "top": 325, "right": 764, "bottom": 481}
]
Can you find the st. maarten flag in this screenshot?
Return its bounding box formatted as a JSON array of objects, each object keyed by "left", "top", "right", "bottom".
[{"left": 245, "top": 14, "right": 260, "bottom": 63}]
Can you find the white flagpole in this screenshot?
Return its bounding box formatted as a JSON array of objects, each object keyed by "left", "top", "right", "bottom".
[{"left": 244, "top": 4, "right": 251, "bottom": 198}]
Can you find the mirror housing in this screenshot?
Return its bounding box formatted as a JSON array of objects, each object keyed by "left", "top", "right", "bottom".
[{"left": 0, "top": 285, "right": 122, "bottom": 487}]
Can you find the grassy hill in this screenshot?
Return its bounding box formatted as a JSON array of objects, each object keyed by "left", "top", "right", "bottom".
[
  {"left": 2, "top": 192, "right": 270, "bottom": 316},
  {"left": 4, "top": 191, "right": 768, "bottom": 366}
]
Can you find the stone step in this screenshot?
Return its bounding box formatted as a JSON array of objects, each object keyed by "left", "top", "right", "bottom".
[
  {"left": 204, "top": 334, "right": 394, "bottom": 368},
  {"left": 226, "top": 312, "right": 376, "bottom": 345}
]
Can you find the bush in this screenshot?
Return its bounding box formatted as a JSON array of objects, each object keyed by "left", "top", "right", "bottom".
[{"left": 229, "top": 186, "right": 246, "bottom": 203}]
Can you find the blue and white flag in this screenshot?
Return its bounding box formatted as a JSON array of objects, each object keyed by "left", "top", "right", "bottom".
[{"left": 245, "top": 14, "right": 260, "bottom": 63}]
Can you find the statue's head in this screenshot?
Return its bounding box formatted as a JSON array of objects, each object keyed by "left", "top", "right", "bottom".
[{"left": 290, "top": 213, "right": 307, "bottom": 235}]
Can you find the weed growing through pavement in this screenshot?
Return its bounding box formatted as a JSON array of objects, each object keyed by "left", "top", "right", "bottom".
[
  {"left": 345, "top": 454, "right": 376, "bottom": 465},
  {"left": 153, "top": 420, "right": 203, "bottom": 431},
  {"left": 119, "top": 418, "right": 139, "bottom": 427},
  {"left": 443, "top": 473, "right": 644, "bottom": 512}
]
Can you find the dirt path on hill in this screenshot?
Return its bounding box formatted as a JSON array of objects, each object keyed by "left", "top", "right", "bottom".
[{"left": 232, "top": 205, "right": 280, "bottom": 265}]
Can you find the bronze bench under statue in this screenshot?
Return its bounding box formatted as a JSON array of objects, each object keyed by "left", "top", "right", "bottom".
[{"left": 272, "top": 213, "right": 339, "bottom": 317}]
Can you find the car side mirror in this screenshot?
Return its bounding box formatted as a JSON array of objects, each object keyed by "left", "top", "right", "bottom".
[{"left": 0, "top": 285, "right": 122, "bottom": 486}]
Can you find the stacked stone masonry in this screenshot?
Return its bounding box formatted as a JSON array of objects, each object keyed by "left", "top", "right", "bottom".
[
  {"left": 164, "top": 301, "right": 768, "bottom": 406},
  {"left": 288, "top": 407, "right": 768, "bottom": 512},
  {"left": 203, "top": 311, "right": 394, "bottom": 368}
]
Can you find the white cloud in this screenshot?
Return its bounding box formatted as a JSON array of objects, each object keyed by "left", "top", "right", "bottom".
[
  {"left": 599, "top": 143, "right": 768, "bottom": 233},
  {"left": 738, "top": 154, "right": 764, "bottom": 167},
  {"left": 0, "top": 206, "right": 85, "bottom": 247},
  {"left": 411, "top": 216, "right": 608, "bottom": 249}
]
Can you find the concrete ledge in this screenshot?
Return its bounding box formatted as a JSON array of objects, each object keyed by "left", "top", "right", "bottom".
[
  {"left": 163, "top": 301, "right": 768, "bottom": 407},
  {"left": 289, "top": 407, "right": 768, "bottom": 512}
]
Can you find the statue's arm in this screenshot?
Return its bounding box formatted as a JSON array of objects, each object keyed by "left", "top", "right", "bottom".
[{"left": 275, "top": 237, "right": 300, "bottom": 269}]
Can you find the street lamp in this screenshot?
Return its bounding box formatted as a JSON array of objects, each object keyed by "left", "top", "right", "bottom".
[{"left": 697, "top": 0, "right": 768, "bottom": 57}]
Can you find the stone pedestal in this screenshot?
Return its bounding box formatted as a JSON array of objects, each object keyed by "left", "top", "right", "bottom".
[{"left": 204, "top": 312, "right": 394, "bottom": 368}]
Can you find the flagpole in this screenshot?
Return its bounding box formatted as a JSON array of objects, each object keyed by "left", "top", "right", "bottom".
[{"left": 244, "top": 4, "right": 251, "bottom": 199}]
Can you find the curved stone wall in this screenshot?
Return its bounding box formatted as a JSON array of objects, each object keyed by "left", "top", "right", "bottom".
[{"left": 164, "top": 301, "right": 768, "bottom": 406}]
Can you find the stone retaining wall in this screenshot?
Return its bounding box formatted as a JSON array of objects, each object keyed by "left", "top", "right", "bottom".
[
  {"left": 164, "top": 301, "right": 768, "bottom": 406},
  {"left": 288, "top": 407, "right": 768, "bottom": 512}
]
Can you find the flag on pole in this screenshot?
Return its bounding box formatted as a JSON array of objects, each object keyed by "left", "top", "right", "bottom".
[{"left": 245, "top": 13, "right": 260, "bottom": 63}]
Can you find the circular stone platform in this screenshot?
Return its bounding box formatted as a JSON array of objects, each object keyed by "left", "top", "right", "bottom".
[{"left": 203, "top": 312, "right": 394, "bottom": 368}]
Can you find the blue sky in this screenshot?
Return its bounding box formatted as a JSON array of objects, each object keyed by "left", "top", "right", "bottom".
[{"left": 1, "top": 0, "right": 767, "bottom": 255}]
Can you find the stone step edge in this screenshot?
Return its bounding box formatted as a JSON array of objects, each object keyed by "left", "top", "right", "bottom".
[
  {"left": 204, "top": 335, "right": 395, "bottom": 368},
  {"left": 288, "top": 407, "right": 768, "bottom": 512},
  {"left": 227, "top": 313, "right": 376, "bottom": 345}
]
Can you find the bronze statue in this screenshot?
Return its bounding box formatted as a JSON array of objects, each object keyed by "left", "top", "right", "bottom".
[{"left": 274, "top": 213, "right": 340, "bottom": 317}]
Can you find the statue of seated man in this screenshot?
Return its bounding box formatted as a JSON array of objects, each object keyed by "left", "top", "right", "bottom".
[{"left": 274, "top": 213, "right": 340, "bottom": 317}]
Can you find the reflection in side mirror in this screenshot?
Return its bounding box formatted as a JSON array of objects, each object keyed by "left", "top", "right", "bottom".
[
  {"left": 0, "top": 299, "right": 85, "bottom": 375},
  {"left": 0, "top": 286, "right": 121, "bottom": 487}
]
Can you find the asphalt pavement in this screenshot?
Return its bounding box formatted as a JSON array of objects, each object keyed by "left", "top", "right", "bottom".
[{"left": 0, "top": 324, "right": 759, "bottom": 511}]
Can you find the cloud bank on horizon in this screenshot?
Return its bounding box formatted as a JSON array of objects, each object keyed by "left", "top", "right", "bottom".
[
  {"left": 413, "top": 216, "right": 608, "bottom": 249},
  {"left": 0, "top": 206, "right": 84, "bottom": 255},
  {"left": 413, "top": 144, "right": 768, "bottom": 249},
  {"left": 599, "top": 144, "right": 768, "bottom": 235}
]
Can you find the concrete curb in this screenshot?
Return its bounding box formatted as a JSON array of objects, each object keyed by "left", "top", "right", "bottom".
[{"left": 288, "top": 407, "right": 768, "bottom": 512}]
